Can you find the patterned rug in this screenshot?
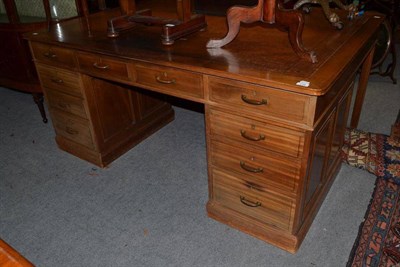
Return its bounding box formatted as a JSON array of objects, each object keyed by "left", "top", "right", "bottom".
[{"left": 343, "top": 128, "right": 400, "bottom": 267}]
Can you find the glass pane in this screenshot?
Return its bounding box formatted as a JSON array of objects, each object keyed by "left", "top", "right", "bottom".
[
  {"left": 49, "top": 0, "right": 78, "bottom": 20},
  {"left": 0, "top": 1, "right": 8, "bottom": 23},
  {"left": 14, "top": 0, "right": 47, "bottom": 23}
]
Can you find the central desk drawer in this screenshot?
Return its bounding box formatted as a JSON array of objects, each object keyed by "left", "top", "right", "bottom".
[
  {"left": 51, "top": 110, "right": 94, "bottom": 150},
  {"left": 134, "top": 63, "right": 203, "bottom": 100},
  {"left": 36, "top": 64, "right": 83, "bottom": 97},
  {"left": 212, "top": 168, "right": 293, "bottom": 231},
  {"left": 77, "top": 52, "right": 130, "bottom": 81},
  {"left": 209, "top": 109, "right": 305, "bottom": 158}
]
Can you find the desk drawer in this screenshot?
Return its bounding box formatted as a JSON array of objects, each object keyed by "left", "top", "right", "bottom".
[
  {"left": 77, "top": 52, "right": 130, "bottom": 81},
  {"left": 30, "top": 42, "right": 76, "bottom": 68},
  {"left": 209, "top": 109, "right": 305, "bottom": 158},
  {"left": 135, "top": 63, "right": 203, "bottom": 100},
  {"left": 210, "top": 140, "right": 299, "bottom": 194},
  {"left": 47, "top": 89, "right": 88, "bottom": 119},
  {"left": 212, "top": 168, "right": 293, "bottom": 230},
  {"left": 36, "top": 64, "right": 83, "bottom": 97},
  {"left": 51, "top": 110, "right": 94, "bottom": 149},
  {"left": 208, "top": 76, "right": 311, "bottom": 124}
]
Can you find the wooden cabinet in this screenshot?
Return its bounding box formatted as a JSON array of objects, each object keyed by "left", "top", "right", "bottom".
[
  {"left": 0, "top": 0, "right": 111, "bottom": 123},
  {"left": 205, "top": 76, "right": 353, "bottom": 252},
  {"left": 25, "top": 6, "right": 382, "bottom": 252},
  {"left": 302, "top": 83, "right": 353, "bottom": 222},
  {"left": 32, "top": 44, "right": 174, "bottom": 167}
]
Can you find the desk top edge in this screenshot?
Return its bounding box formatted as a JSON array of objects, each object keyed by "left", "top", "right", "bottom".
[{"left": 24, "top": 8, "right": 384, "bottom": 96}]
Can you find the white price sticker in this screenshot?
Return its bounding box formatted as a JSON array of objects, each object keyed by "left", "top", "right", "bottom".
[{"left": 296, "top": 80, "right": 310, "bottom": 87}]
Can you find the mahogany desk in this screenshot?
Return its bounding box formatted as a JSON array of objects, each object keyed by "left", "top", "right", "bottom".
[{"left": 25, "top": 7, "right": 383, "bottom": 253}]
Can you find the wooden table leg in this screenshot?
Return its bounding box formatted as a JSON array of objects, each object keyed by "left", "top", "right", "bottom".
[
  {"left": 177, "top": 0, "right": 192, "bottom": 22},
  {"left": 206, "top": 0, "right": 317, "bottom": 63},
  {"left": 32, "top": 93, "right": 48, "bottom": 123},
  {"left": 390, "top": 109, "right": 400, "bottom": 141},
  {"left": 119, "top": 0, "right": 136, "bottom": 15},
  {"left": 350, "top": 46, "right": 376, "bottom": 128},
  {"left": 275, "top": 3, "right": 317, "bottom": 63},
  {"left": 206, "top": 1, "right": 263, "bottom": 48}
]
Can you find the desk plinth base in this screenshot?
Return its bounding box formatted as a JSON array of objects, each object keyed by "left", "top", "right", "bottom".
[
  {"left": 56, "top": 103, "right": 174, "bottom": 168},
  {"left": 207, "top": 201, "right": 300, "bottom": 253}
]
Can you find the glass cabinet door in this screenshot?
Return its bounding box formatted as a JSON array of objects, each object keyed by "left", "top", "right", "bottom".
[
  {"left": 48, "top": 0, "right": 78, "bottom": 20},
  {"left": 13, "top": 0, "right": 47, "bottom": 23},
  {"left": 5, "top": 0, "right": 79, "bottom": 23},
  {"left": 0, "top": 1, "right": 7, "bottom": 22}
]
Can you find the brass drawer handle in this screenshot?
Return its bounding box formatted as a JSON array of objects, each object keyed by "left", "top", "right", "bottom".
[
  {"left": 50, "top": 78, "right": 64, "bottom": 84},
  {"left": 156, "top": 72, "right": 176, "bottom": 84},
  {"left": 66, "top": 127, "right": 78, "bottom": 135},
  {"left": 43, "top": 52, "right": 57, "bottom": 58},
  {"left": 240, "top": 130, "right": 265, "bottom": 141},
  {"left": 241, "top": 95, "right": 267, "bottom": 106},
  {"left": 93, "top": 62, "right": 109, "bottom": 69},
  {"left": 240, "top": 196, "right": 261, "bottom": 207},
  {"left": 240, "top": 161, "right": 264, "bottom": 173}
]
